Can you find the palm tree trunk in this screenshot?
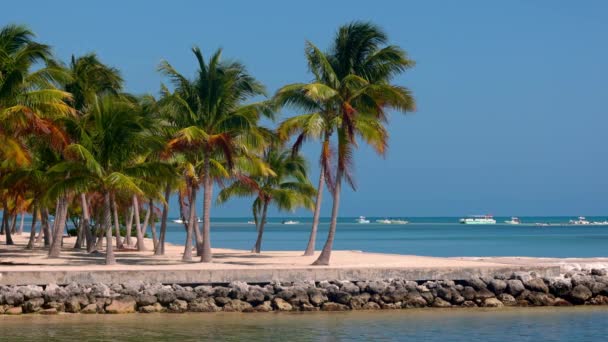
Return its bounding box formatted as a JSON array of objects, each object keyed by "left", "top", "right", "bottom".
[
  {"left": 155, "top": 185, "right": 171, "bottom": 256},
  {"left": 39, "top": 207, "right": 51, "bottom": 246},
  {"left": 312, "top": 172, "right": 342, "bottom": 266},
  {"left": 2, "top": 199, "right": 13, "bottom": 245},
  {"left": 74, "top": 217, "right": 83, "bottom": 249},
  {"left": 141, "top": 203, "right": 151, "bottom": 241},
  {"left": 18, "top": 213, "right": 25, "bottom": 234},
  {"left": 201, "top": 154, "right": 213, "bottom": 263},
  {"left": 124, "top": 207, "right": 133, "bottom": 246},
  {"left": 103, "top": 192, "right": 116, "bottom": 265},
  {"left": 48, "top": 196, "right": 69, "bottom": 257},
  {"left": 111, "top": 193, "right": 123, "bottom": 250},
  {"left": 183, "top": 184, "right": 197, "bottom": 262},
  {"left": 193, "top": 220, "right": 203, "bottom": 256},
  {"left": 252, "top": 200, "right": 269, "bottom": 253},
  {"left": 26, "top": 202, "right": 38, "bottom": 249},
  {"left": 132, "top": 195, "right": 145, "bottom": 251},
  {"left": 10, "top": 213, "right": 17, "bottom": 234},
  {"left": 304, "top": 166, "right": 325, "bottom": 256},
  {"left": 79, "top": 194, "right": 94, "bottom": 252},
  {"left": 148, "top": 199, "right": 158, "bottom": 250}
]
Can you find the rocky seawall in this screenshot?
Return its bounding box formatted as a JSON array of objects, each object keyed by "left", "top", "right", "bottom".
[{"left": 1, "top": 269, "right": 607, "bottom": 314}]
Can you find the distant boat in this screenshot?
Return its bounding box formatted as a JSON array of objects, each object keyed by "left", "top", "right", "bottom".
[
  {"left": 390, "top": 219, "right": 409, "bottom": 225},
  {"left": 592, "top": 220, "right": 608, "bottom": 225},
  {"left": 356, "top": 216, "right": 370, "bottom": 224},
  {"left": 172, "top": 218, "right": 202, "bottom": 224},
  {"left": 504, "top": 217, "right": 521, "bottom": 225},
  {"left": 535, "top": 222, "right": 549, "bottom": 227},
  {"left": 282, "top": 220, "right": 299, "bottom": 225},
  {"left": 459, "top": 215, "right": 496, "bottom": 225},
  {"left": 247, "top": 221, "right": 256, "bottom": 225},
  {"left": 376, "top": 219, "right": 392, "bottom": 224},
  {"left": 569, "top": 216, "right": 591, "bottom": 225}
]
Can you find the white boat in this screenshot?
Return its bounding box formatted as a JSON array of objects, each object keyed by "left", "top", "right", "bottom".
[
  {"left": 459, "top": 215, "right": 496, "bottom": 225},
  {"left": 592, "top": 220, "right": 608, "bottom": 225},
  {"left": 356, "top": 216, "right": 370, "bottom": 224},
  {"left": 376, "top": 219, "right": 392, "bottom": 224},
  {"left": 247, "top": 221, "right": 256, "bottom": 225},
  {"left": 389, "top": 219, "right": 409, "bottom": 224},
  {"left": 504, "top": 217, "right": 521, "bottom": 225},
  {"left": 282, "top": 220, "right": 299, "bottom": 225},
  {"left": 535, "top": 222, "right": 549, "bottom": 227},
  {"left": 569, "top": 216, "right": 591, "bottom": 225},
  {"left": 172, "top": 218, "right": 202, "bottom": 224}
]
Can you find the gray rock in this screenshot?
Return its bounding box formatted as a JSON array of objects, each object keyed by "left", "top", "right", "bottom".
[
  {"left": 308, "top": 288, "right": 328, "bottom": 306},
  {"left": 550, "top": 278, "right": 572, "bottom": 297},
  {"left": 497, "top": 293, "right": 517, "bottom": 306},
  {"left": 105, "top": 296, "right": 137, "bottom": 314},
  {"left": 524, "top": 278, "right": 549, "bottom": 293},
  {"left": 512, "top": 272, "right": 533, "bottom": 282},
  {"left": 19, "top": 285, "right": 44, "bottom": 299},
  {"left": 89, "top": 283, "right": 111, "bottom": 298},
  {"left": 65, "top": 295, "right": 89, "bottom": 313},
  {"left": 464, "top": 277, "right": 487, "bottom": 290},
  {"left": 168, "top": 299, "right": 188, "bottom": 313},
  {"left": 591, "top": 268, "right": 607, "bottom": 276},
  {"left": 156, "top": 289, "right": 177, "bottom": 305},
  {"left": 340, "top": 281, "right": 360, "bottom": 295},
  {"left": 213, "top": 287, "right": 231, "bottom": 298},
  {"left": 367, "top": 281, "right": 389, "bottom": 294},
  {"left": 332, "top": 291, "right": 352, "bottom": 305},
  {"left": 272, "top": 298, "right": 293, "bottom": 311},
  {"left": 476, "top": 288, "right": 495, "bottom": 300},
  {"left": 143, "top": 283, "right": 165, "bottom": 296},
  {"left": 189, "top": 297, "right": 220, "bottom": 312},
  {"left": 139, "top": 303, "right": 164, "bottom": 313},
  {"left": 461, "top": 300, "right": 477, "bottom": 307},
  {"left": 527, "top": 292, "right": 555, "bottom": 306},
  {"left": 194, "top": 285, "right": 214, "bottom": 297},
  {"left": 488, "top": 279, "right": 507, "bottom": 294},
  {"left": 571, "top": 274, "right": 595, "bottom": 289},
  {"left": 3, "top": 290, "right": 24, "bottom": 306},
  {"left": 23, "top": 297, "right": 45, "bottom": 313},
  {"left": 506, "top": 280, "right": 525, "bottom": 296},
  {"left": 590, "top": 282, "right": 606, "bottom": 296},
  {"left": 245, "top": 289, "right": 265, "bottom": 305},
  {"left": 136, "top": 294, "right": 158, "bottom": 306},
  {"left": 253, "top": 301, "right": 273, "bottom": 312},
  {"left": 404, "top": 291, "right": 428, "bottom": 308},
  {"left": 363, "top": 301, "right": 382, "bottom": 310},
  {"left": 215, "top": 297, "right": 231, "bottom": 306},
  {"left": 462, "top": 286, "right": 477, "bottom": 301},
  {"left": 349, "top": 293, "right": 371, "bottom": 309},
  {"left": 432, "top": 297, "right": 451, "bottom": 308},
  {"left": 81, "top": 303, "right": 99, "bottom": 314},
  {"left": 482, "top": 298, "right": 504, "bottom": 307},
  {"left": 228, "top": 281, "right": 249, "bottom": 300},
  {"left": 570, "top": 285, "right": 592, "bottom": 304},
  {"left": 174, "top": 289, "right": 196, "bottom": 302},
  {"left": 121, "top": 281, "right": 144, "bottom": 296},
  {"left": 321, "top": 302, "right": 350, "bottom": 311}
]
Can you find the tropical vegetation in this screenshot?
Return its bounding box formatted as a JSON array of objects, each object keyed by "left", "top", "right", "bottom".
[{"left": 0, "top": 21, "right": 414, "bottom": 265}]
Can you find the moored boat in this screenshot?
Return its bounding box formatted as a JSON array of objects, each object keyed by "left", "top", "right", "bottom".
[
  {"left": 569, "top": 216, "right": 591, "bottom": 225},
  {"left": 356, "top": 216, "right": 370, "bottom": 224},
  {"left": 376, "top": 219, "right": 392, "bottom": 224},
  {"left": 504, "top": 217, "right": 521, "bottom": 225},
  {"left": 282, "top": 220, "right": 299, "bottom": 225},
  {"left": 459, "top": 215, "right": 496, "bottom": 224}
]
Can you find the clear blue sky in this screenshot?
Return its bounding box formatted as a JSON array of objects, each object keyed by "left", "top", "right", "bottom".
[{"left": 3, "top": 0, "right": 607, "bottom": 217}]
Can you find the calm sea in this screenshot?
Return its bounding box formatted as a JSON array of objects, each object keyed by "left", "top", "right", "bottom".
[
  {"left": 161, "top": 216, "right": 608, "bottom": 257},
  {"left": 1, "top": 308, "right": 607, "bottom": 341}
]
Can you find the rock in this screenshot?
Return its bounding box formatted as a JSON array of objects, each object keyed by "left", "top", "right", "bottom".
[
  {"left": 506, "top": 280, "right": 525, "bottom": 296},
  {"left": 19, "top": 285, "right": 44, "bottom": 299},
  {"left": 136, "top": 294, "right": 158, "bottom": 307},
  {"left": 553, "top": 298, "right": 573, "bottom": 306},
  {"left": 527, "top": 292, "right": 555, "bottom": 306},
  {"left": 223, "top": 299, "right": 252, "bottom": 312},
  {"left": 321, "top": 302, "right": 350, "bottom": 311},
  {"left": 81, "top": 303, "right": 99, "bottom": 314},
  {"left": 139, "top": 303, "right": 164, "bottom": 313},
  {"left": 213, "top": 286, "right": 231, "bottom": 298},
  {"left": 570, "top": 285, "right": 593, "bottom": 304},
  {"left": 121, "top": 281, "right": 144, "bottom": 296},
  {"left": 143, "top": 284, "right": 165, "bottom": 296},
  {"left": 512, "top": 272, "right": 533, "bottom": 282},
  {"left": 497, "top": 293, "right": 517, "bottom": 306},
  {"left": 245, "top": 289, "right": 265, "bottom": 305},
  {"left": 482, "top": 298, "right": 504, "bottom": 308},
  {"left": 419, "top": 290, "right": 434, "bottom": 304},
  {"left": 350, "top": 293, "right": 371, "bottom": 309},
  {"left": 228, "top": 281, "right": 249, "bottom": 300},
  {"left": 461, "top": 301, "right": 477, "bottom": 307},
  {"left": 462, "top": 286, "right": 477, "bottom": 301},
  {"left": 590, "top": 282, "right": 606, "bottom": 296},
  {"left": 367, "top": 281, "right": 388, "bottom": 294},
  {"left": 475, "top": 288, "right": 495, "bottom": 300},
  {"left": 550, "top": 278, "right": 572, "bottom": 297},
  {"left": 89, "top": 283, "right": 111, "bottom": 298},
  {"left": 591, "top": 269, "right": 607, "bottom": 276},
  {"left": 404, "top": 292, "right": 428, "bottom": 308},
  {"left": 488, "top": 279, "right": 507, "bottom": 294},
  {"left": 332, "top": 291, "right": 352, "bottom": 305},
  {"left": 175, "top": 289, "right": 197, "bottom": 302},
  {"left": 291, "top": 286, "right": 311, "bottom": 305},
  {"left": 168, "top": 299, "right": 188, "bottom": 313},
  {"left": 340, "top": 282, "right": 360, "bottom": 295},
  {"left": 301, "top": 303, "right": 319, "bottom": 311},
  {"left": 363, "top": 302, "right": 381, "bottom": 310},
  {"left": 253, "top": 301, "right": 273, "bottom": 312},
  {"left": 44, "top": 301, "right": 65, "bottom": 312},
  {"left": 156, "top": 289, "right": 177, "bottom": 305},
  {"left": 3, "top": 290, "right": 24, "bottom": 306},
  {"left": 23, "top": 297, "right": 45, "bottom": 313},
  {"left": 40, "top": 308, "right": 58, "bottom": 315},
  {"left": 524, "top": 278, "right": 549, "bottom": 293},
  {"left": 571, "top": 275, "right": 595, "bottom": 289},
  {"left": 464, "top": 277, "right": 487, "bottom": 290},
  {"left": 381, "top": 302, "right": 401, "bottom": 310},
  {"left": 194, "top": 285, "right": 214, "bottom": 297},
  {"left": 105, "top": 296, "right": 137, "bottom": 314},
  {"left": 587, "top": 295, "right": 608, "bottom": 305},
  {"left": 308, "top": 288, "right": 328, "bottom": 306},
  {"left": 5, "top": 306, "right": 23, "bottom": 315},
  {"left": 189, "top": 297, "right": 220, "bottom": 312},
  {"left": 272, "top": 298, "right": 293, "bottom": 311},
  {"left": 432, "top": 297, "right": 451, "bottom": 308},
  {"left": 437, "top": 287, "right": 452, "bottom": 301},
  {"left": 65, "top": 295, "right": 88, "bottom": 313},
  {"left": 215, "top": 297, "right": 231, "bottom": 306}
]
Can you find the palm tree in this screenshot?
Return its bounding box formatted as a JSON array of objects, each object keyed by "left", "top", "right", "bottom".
[
  {"left": 277, "top": 22, "right": 416, "bottom": 265},
  {"left": 159, "top": 47, "right": 271, "bottom": 262},
  {"left": 218, "top": 146, "right": 315, "bottom": 253}
]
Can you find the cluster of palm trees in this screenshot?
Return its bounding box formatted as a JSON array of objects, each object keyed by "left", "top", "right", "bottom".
[{"left": 0, "top": 21, "right": 415, "bottom": 265}]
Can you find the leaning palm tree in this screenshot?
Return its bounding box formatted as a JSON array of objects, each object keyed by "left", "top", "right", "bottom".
[
  {"left": 159, "top": 47, "right": 272, "bottom": 262},
  {"left": 218, "top": 146, "right": 315, "bottom": 253},
  {"left": 278, "top": 22, "right": 416, "bottom": 265}
]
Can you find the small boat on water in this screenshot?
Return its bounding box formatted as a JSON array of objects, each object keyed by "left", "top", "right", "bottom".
[
  {"left": 569, "top": 216, "right": 591, "bottom": 225},
  {"left": 247, "top": 221, "right": 256, "bottom": 225},
  {"left": 459, "top": 215, "right": 496, "bottom": 225},
  {"left": 172, "top": 218, "right": 202, "bottom": 224},
  {"left": 376, "top": 219, "right": 392, "bottom": 224},
  {"left": 535, "top": 222, "right": 549, "bottom": 227},
  {"left": 504, "top": 217, "right": 521, "bottom": 225},
  {"left": 282, "top": 220, "right": 299, "bottom": 225},
  {"left": 591, "top": 220, "right": 608, "bottom": 225},
  {"left": 356, "top": 216, "right": 370, "bottom": 224},
  {"left": 389, "top": 219, "right": 409, "bottom": 224}
]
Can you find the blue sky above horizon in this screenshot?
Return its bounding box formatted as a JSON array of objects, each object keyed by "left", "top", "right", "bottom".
[{"left": 3, "top": 0, "right": 607, "bottom": 217}]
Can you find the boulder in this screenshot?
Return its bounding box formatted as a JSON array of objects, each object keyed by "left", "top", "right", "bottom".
[
  {"left": 332, "top": 291, "right": 352, "bottom": 305},
  {"left": 40, "top": 308, "right": 58, "bottom": 315},
  {"left": 363, "top": 301, "right": 381, "bottom": 310},
  {"left": 482, "top": 298, "right": 504, "bottom": 308},
  {"left": 19, "top": 285, "right": 44, "bottom": 299},
  {"left": 321, "top": 302, "right": 350, "bottom": 311},
  {"left": 512, "top": 272, "right": 533, "bottom": 282},
  {"left": 136, "top": 294, "right": 158, "bottom": 307},
  {"left": 189, "top": 297, "right": 220, "bottom": 312},
  {"left": 462, "top": 286, "right": 477, "bottom": 301},
  {"left": 3, "top": 290, "right": 24, "bottom": 306},
  {"left": 215, "top": 297, "right": 231, "bottom": 306},
  {"left": 527, "top": 292, "right": 555, "bottom": 306},
  {"left": 340, "top": 282, "right": 360, "bottom": 295},
  {"left": 23, "top": 297, "right": 45, "bottom": 313},
  {"left": 272, "top": 298, "right": 293, "bottom": 311},
  {"left": 5, "top": 306, "right": 23, "bottom": 315},
  {"left": 105, "top": 296, "right": 137, "bottom": 314},
  {"left": 506, "top": 280, "right": 525, "bottom": 296},
  {"left": 81, "top": 303, "right": 99, "bottom": 314},
  {"left": 432, "top": 297, "right": 451, "bottom": 308},
  {"left": 175, "top": 289, "right": 197, "bottom": 302},
  {"left": 464, "top": 277, "right": 487, "bottom": 290},
  {"left": 587, "top": 295, "right": 608, "bottom": 305},
  {"left": 168, "top": 299, "right": 188, "bottom": 313},
  {"left": 223, "top": 299, "right": 252, "bottom": 312},
  {"left": 253, "top": 301, "right": 273, "bottom": 312},
  {"left": 549, "top": 278, "right": 572, "bottom": 297},
  {"left": 44, "top": 301, "right": 65, "bottom": 312},
  {"left": 404, "top": 292, "right": 428, "bottom": 308},
  {"left": 488, "top": 279, "right": 507, "bottom": 294},
  {"left": 301, "top": 303, "right": 319, "bottom": 311},
  {"left": 570, "top": 285, "right": 593, "bottom": 304},
  {"left": 367, "top": 281, "right": 389, "bottom": 294},
  {"left": 524, "top": 278, "right": 549, "bottom": 293},
  {"left": 65, "top": 295, "right": 89, "bottom": 313},
  {"left": 139, "top": 303, "right": 164, "bottom": 313},
  {"left": 194, "top": 285, "right": 214, "bottom": 297},
  {"left": 121, "top": 281, "right": 144, "bottom": 296},
  {"left": 553, "top": 298, "right": 573, "bottom": 306},
  {"left": 461, "top": 301, "right": 477, "bottom": 307},
  {"left": 349, "top": 293, "right": 371, "bottom": 310},
  {"left": 228, "top": 281, "right": 249, "bottom": 300},
  {"left": 497, "top": 293, "right": 517, "bottom": 306},
  {"left": 156, "top": 289, "right": 177, "bottom": 305},
  {"left": 571, "top": 275, "right": 595, "bottom": 289},
  {"left": 308, "top": 288, "right": 328, "bottom": 306},
  {"left": 89, "top": 283, "right": 111, "bottom": 298},
  {"left": 591, "top": 268, "right": 607, "bottom": 276},
  {"left": 245, "top": 289, "right": 265, "bottom": 305},
  {"left": 475, "top": 288, "right": 495, "bottom": 300},
  {"left": 213, "top": 287, "right": 231, "bottom": 298},
  {"left": 590, "top": 282, "right": 606, "bottom": 296}
]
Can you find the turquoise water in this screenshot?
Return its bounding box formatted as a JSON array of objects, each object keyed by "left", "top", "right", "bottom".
[
  {"left": 162, "top": 216, "right": 608, "bottom": 257},
  {"left": 1, "top": 308, "right": 607, "bottom": 341}
]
